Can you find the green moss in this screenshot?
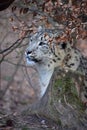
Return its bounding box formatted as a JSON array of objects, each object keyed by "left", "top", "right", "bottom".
[
  {"left": 50, "top": 99, "right": 53, "bottom": 106},
  {"left": 53, "top": 75, "right": 85, "bottom": 111},
  {"left": 22, "top": 128, "right": 29, "bottom": 130},
  {"left": 57, "top": 119, "right": 62, "bottom": 125}
]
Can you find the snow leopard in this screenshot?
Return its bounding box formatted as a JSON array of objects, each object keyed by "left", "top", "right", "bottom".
[{"left": 25, "top": 26, "right": 87, "bottom": 102}]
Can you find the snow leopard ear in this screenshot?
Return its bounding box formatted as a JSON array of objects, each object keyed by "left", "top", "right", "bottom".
[{"left": 37, "top": 26, "right": 45, "bottom": 32}]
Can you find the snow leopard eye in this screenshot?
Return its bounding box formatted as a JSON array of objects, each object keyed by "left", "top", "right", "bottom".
[{"left": 39, "top": 42, "right": 46, "bottom": 46}]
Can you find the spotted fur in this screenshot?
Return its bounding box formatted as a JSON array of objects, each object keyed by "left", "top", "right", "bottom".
[{"left": 25, "top": 26, "right": 87, "bottom": 101}]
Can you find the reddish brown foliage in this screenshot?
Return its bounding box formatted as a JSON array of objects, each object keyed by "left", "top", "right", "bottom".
[{"left": 10, "top": 0, "right": 87, "bottom": 43}]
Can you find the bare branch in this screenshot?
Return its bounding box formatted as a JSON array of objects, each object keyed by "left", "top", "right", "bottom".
[
  {"left": 0, "top": 38, "right": 23, "bottom": 54},
  {"left": 0, "top": 44, "right": 26, "bottom": 99}
]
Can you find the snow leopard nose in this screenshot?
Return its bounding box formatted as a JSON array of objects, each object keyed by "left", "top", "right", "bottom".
[{"left": 26, "top": 50, "right": 32, "bottom": 55}]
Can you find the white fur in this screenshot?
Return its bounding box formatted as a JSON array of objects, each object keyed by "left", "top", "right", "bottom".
[{"left": 36, "top": 64, "right": 54, "bottom": 97}]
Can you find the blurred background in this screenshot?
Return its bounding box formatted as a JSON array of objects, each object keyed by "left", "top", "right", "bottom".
[{"left": 0, "top": 0, "right": 41, "bottom": 115}]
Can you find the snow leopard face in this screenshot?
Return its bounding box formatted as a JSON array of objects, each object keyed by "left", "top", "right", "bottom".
[{"left": 25, "top": 32, "right": 54, "bottom": 67}]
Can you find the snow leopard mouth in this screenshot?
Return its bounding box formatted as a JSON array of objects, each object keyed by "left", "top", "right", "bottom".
[
  {"left": 25, "top": 52, "right": 42, "bottom": 63},
  {"left": 26, "top": 56, "right": 42, "bottom": 63}
]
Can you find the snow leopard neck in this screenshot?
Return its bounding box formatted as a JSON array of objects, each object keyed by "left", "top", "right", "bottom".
[{"left": 36, "top": 63, "right": 54, "bottom": 98}]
